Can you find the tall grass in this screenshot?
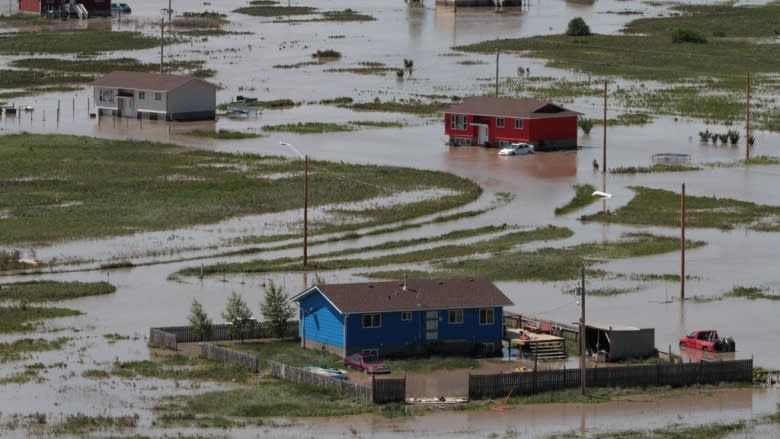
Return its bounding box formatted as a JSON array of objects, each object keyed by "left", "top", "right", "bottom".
[
  {"left": 0, "top": 281, "right": 115, "bottom": 302},
  {"left": 0, "top": 30, "right": 161, "bottom": 54}
]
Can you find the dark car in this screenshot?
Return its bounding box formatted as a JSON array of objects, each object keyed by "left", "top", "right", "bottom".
[
  {"left": 343, "top": 353, "right": 390, "bottom": 374},
  {"left": 111, "top": 3, "right": 131, "bottom": 13}
]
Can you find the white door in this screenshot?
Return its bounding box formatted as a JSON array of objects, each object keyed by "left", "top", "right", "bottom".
[
  {"left": 477, "top": 124, "right": 489, "bottom": 146},
  {"left": 119, "top": 97, "right": 135, "bottom": 118},
  {"left": 426, "top": 311, "right": 438, "bottom": 340}
]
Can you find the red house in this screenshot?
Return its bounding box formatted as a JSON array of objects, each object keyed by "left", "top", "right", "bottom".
[
  {"left": 444, "top": 97, "right": 581, "bottom": 151},
  {"left": 19, "top": 0, "right": 111, "bottom": 17}
]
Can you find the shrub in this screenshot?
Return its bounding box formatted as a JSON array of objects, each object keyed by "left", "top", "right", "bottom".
[
  {"left": 672, "top": 28, "right": 707, "bottom": 44},
  {"left": 718, "top": 133, "right": 729, "bottom": 143},
  {"left": 312, "top": 49, "right": 341, "bottom": 59},
  {"left": 396, "top": 69, "right": 404, "bottom": 78},
  {"left": 697, "top": 129, "right": 711, "bottom": 142},
  {"left": 566, "top": 17, "right": 591, "bottom": 37},
  {"left": 578, "top": 118, "right": 595, "bottom": 135},
  {"left": 727, "top": 129, "right": 740, "bottom": 145},
  {"left": 747, "top": 135, "right": 755, "bottom": 146}
]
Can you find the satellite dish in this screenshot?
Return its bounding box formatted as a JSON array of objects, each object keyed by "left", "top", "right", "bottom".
[{"left": 592, "top": 191, "right": 613, "bottom": 199}]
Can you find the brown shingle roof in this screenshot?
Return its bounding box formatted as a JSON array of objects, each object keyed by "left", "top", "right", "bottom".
[
  {"left": 297, "top": 278, "right": 513, "bottom": 314},
  {"left": 91, "top": 71, "right": 217, "bottom": 92},
  {"left": 445, "top": 96, "right": 581, "bottom": 119}
]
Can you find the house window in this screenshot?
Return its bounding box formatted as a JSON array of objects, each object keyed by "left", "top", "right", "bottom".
[
  {"left": 514, "top": 119, "right": 524, "bottom": 129},
  {"left": 496, "top": 118, "right": 505, "bottom": 128},
  {"left": 401, "top": 311, "right": 412, "bottom": 321},
  {"left": 479, "top": 308, "right": 495, "bottom": 325},
  {"left": 138, "top": 92, "right": 145, "bottom": 100},
  {"left": 154, "top": 92, "right": 162, "bottom": 101},
  {"left": 451, "top": 114, "right": 468, "bottom": 130},
  {"left": 363, "top": 313, "right": 381, "bottom": 328},
  {"left": 448, "top": 309, "right": 463, "bottom": 324}
]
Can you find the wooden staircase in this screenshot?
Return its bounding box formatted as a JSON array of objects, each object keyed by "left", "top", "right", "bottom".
[{"left": 528, "top": 339, "right": 566, "bottom": 360}]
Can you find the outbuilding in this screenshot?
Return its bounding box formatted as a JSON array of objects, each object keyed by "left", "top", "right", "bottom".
[
  {"left": 19, "top": 0, "right": 110, "bottom": 17},
  {"left": 444, "top": 96, "right": 581, "bottom": 150},
  {"left": 585, "top": 323, "right": 656, "bottom": 362},
  {"left": 92, "top": 71, "right": 217, "bottom": 122},
  {"left": 291, "top": 278, "right": 514, "bottom": 358}
]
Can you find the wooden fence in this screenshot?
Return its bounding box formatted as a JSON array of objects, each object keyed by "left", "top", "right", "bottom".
[
  {"left": 201, "top": 343, "right": 258, "bottom": 372},
  {"left": 468, "top": 358, "right": 753, "bottom": 400},
  {"left": 149, "top": 320, "right": 299, "bottom": 350},
  {"left": 269, "top": 360, "right": 406, "bottom": 404}
]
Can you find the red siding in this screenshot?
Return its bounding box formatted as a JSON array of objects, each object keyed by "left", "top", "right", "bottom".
[
  {"left": 445, "top": 111, "right": 577, "bottom": 148},
  {"left": 19, "top": 0, "right": 41, "bottom": 13},
  {"left": 528, "top": 116, "right": 577, "bottom": 142}
]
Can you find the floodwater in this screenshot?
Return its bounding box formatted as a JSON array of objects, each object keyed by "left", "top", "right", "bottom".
[{"left": 1, "top": 0, "right": 780, "bottom": 436}]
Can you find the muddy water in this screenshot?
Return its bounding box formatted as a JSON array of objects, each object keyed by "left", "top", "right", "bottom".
[{"left": 1, "top": 0, "right": 780, "bottom": 436}]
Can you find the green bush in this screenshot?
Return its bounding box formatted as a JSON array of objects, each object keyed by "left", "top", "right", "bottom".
[
  {"left": 672, "top": 28, "right": 707, "bottom": 44},
  {"left": 578, "top": 118, "right": 595, "bottom": 134},
  {"left": 566, "top": 17, "right": 591, "bottom": 37}
]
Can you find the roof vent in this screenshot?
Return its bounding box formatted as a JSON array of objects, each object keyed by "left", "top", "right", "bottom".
[
  {"left": 403, "top": 273, "right": 408, "bottom": 291},
  {"left": 368, "top": 284, "right": 373, "bottom": 288}
]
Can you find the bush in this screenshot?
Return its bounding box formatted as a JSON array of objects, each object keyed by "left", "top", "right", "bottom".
[
  {"left": 698, "top": 129, "right": 711, "bottom": 142},
  {"left": 672, "top": 28, "right": 707, "bottom": 44},
  {"left": 578, "top": 118, "right": 595, "bottom": 135},
  {"left": 727, "top": 129, "right": 740, "bottom": 145},
  {"left": 566, "top": 17, "right": 591, "bottom": 37},
  {"left": 312, "top": 49, "right": 341, "bottom": 59}
]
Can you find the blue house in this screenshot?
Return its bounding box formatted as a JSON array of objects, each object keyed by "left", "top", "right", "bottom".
[{"left": 291, "top": 278, "right": 514, "bottom": 358}]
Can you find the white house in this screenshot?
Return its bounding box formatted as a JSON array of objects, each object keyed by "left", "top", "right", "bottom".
[{"left": 92, "top": 71, "right": 217, "bottom": 121}]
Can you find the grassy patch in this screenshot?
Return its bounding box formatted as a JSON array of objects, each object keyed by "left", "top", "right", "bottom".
[
  {"left": 724, "top": 286, "right": 780, "bottom": 301},
  {"left": 554, "top": 184, "right": 598, "bottom": 215},
  {"left": 610, "top": 163, "right": 702, "bottom": 174},
  {"left": 350, "top": 120, "right": 405, "bottom": 128},
  {"left": 318, "top": 9, "right": 374, "bottom": 22},
  {"left": 233, "top": 4, "right": 316, "bottom": 17},
  {"left": 0, "top": 280, "right": 115, "bottom": 302},
  {"left": 0, "top": 364, "right": 45, "bottom": 384},
  {"left": 82, "top": 369, "right": 111, "bottom": 379},
  {"left": 217, "top": 98, "right": 297, "bottom": 110},
  {"left": 10, "top": 57, "right": 205, "bottom": 75},
  {"left": 456, "top": 2, "right": 780, "bottom": 129},
  {"left": 0, "top": 30, "right": 162, "bottom": 54},
  {"left": 51, "top": 413, "right": 139, "bottom": 435},
  {"left": 387, "top": 356, "right": 479, "bottom": 373},
  {"left": 262, "top": 122, "right": 354, "bottom": 134},
  {"left": 0, "top": 134, "right": 478, "bottom": 247},
  {"left": 228, "top": 339, "right": 341, "bottom": 370},
  {"left": 581, "top": 186, "right": 780, "bottom": 231},
  {"left": 0, "top": 337, "right": 69, "bottom": 362},
  {"left": 112, "top": 353, "right": 253, "bottom": 383},
  {"left": 342, "top": 99, "right": 451, "bottom": 115},
  {"left": 0, "top": 69, "right": 93, "bottom": 89},
  {"left": 104, "top": 333, "right": 130, "bottom": 343},
  {"left": 0, "top": 306, "right": 81, "bottom": 333},
  {"left": 325, "top": 61, "right": 398, "bottom": 76},
  {"left": 181, "top": 129, "right": 263, "bottom": 139},
  {"left": 547, "top": 421, "right": 748, "bottom": 439}
]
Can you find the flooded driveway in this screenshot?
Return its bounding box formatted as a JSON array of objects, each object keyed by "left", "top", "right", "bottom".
[{"left": 1, "top": 0, "right": 780, "bottom": 436}]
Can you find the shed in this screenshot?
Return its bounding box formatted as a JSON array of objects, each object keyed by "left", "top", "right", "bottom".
[
  {"left": 91, "top": 71, "right": 217, "bottom": 122},
  {"left": 585, "top": 323, "right": 656, "bottom": 361}
]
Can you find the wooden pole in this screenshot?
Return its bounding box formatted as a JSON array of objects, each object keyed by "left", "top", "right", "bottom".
[
  {"left": 602, "top": 79, "right": 607, "bottom": 174},
  {"left": 160, "top": 18, "right": 164, "bottom": 74},
  {"left": 680, "top": 183, "right": 686, "bottom": 300},
  {"left": 495, "top": 51, "right": 499, "bottom": 98},
  {"left": 746, "top": 72, "right": 751, "bottom": 161},
  {"left": 303, "top": 155, "right": 309, "bottom": 268},
  {"left": 580, "top": 262, "right": 586, "bottom": 396},
  {"left": 168, "top": 0, "right": 172, "bottom": 22}
]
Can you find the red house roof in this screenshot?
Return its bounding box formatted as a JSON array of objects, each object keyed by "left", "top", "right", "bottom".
[
  {"left": 91, "top": 71, "right": 217, "bottom": 92},
  {"left": 294, "top": 278, "right": 514, "bottom": 314},
  {"left": 446, "top": 96, "right": 581, "bottom": 119}
]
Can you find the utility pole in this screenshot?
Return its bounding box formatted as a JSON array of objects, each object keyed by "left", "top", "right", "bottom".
[
  {"left": 680, "top": 183, "right": 686, "bottom": 301},
  {"left": 579, "top": 263, "right": 586, "bottom": 396},
  {"left": 160, "top": 18, "right": 164, "bottom": 74},
  {"left": 602, "top": 79, "right": 607, "bottom": 174},
  {"left": 168, "top": 0, "right": 172, "bottom": 22},
  {"left": 495, "top": 51, "right": 500, "bottom": 98},
  {"left": 746, "top": 72, "right": 751, "bottom": 161},
  {"left": 303, "top": 154, "right": 309, "bottom": 268}
]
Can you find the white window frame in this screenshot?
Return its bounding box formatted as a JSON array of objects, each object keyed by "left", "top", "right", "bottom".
[
  {"left": 401, "top": 311, "right": 412, "bottom": 321},
  {"left": 138, "top": 91, "right": 145, "bottom": 100},
  {"left": 496, "top": 118, "right": 505, "bottom": 128},
  {"left": 363, "top": 313, "right": 381, "bottom": 328},
  {"left": 448, "top": 309, "right": 464, "bottom": 324},
  {"left": 479, "top": 308, "right": 495, "bottom": 325},
  {"left": 154, "top": 92, "right": 162, "bottom": 101},
  {"left": 451, "top": 114, "right": 468, "bottom": 130},
  {"left": 514, "top": 119, "right": 524, "bottom": 129}
]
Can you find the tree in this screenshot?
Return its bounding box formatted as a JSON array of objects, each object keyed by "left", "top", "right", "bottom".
[
  {"left": 260, "top": 280, "right": 295, "bottom": 339},
  {"left": 188, "top": 299, "right": 213, "bottom": 342},
  {"left": 566, "top": 17, "right": 591, "bottom": 37},
  {"left": 222, "top": 291, "right": 252, "bottom": 342}
]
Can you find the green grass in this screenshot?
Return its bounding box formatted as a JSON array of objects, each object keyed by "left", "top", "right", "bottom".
[
  {"left": 554, "top": 184, "right": 599, "bottom": 215},
  {"left": 387, "top": 355, "right": 480, "bottom": 373},
  {"left": 0, "top": 30, "right": 162, "bottom": 54},
  {"left": 181, "top": 129, "right": 263, "bottom": 139},
  {"left": 342, "top": 99, "right": 451, "bottom": 115},
  {"left": 217, "top": 98, "right": 297, "bottom": 110},
  {"left": 233, "top": 5, "right": 317, "bottom": 17},
  {"left": 724, "top": 286, "right": 780, "bottom": 301},
  {"left": 581, "top": 186, "right": 780, "bottom": 231},
  {"left": 113, "top": 353, "right": 253, "bottom": 383},
  {"left": 228, "top": 339, "right": 341, "bottom": 370},
  {"left": 0, "top": 69, "right": 94, "bottom": 89},
  {"left": 82, "top": 369, "right": 111, "bottom": 379},
  {"left": 350, "top": 120, "right": 405, "bottom": 128},
  {"left": 0, "top": 134, "right": 479, "bottom": 247},
  {"left": 0, "top": 281, "right": 115, "bottom": 302},
  {"left": 325, "top": 62, "right": 398, "bottom": 76},
  {"left": 0, "top": 306, "right": 81, "bottom": 333},
  {"left": 51, "top": 413, "right": 139, "bottom": 435},
  {"left": 10, "top": 58, "right": 206, "bottom": 75},
  {"left": 456, "top": 2, "right": 780, "bottom": 129},
  {"left": 0, "top": 337, "right": 70, "bottom": 362},
  {"left": 262, "top": 122, "right": 354, "bottom": 134},
  {"left": 610, "top": 163, "right": 702, "bottom": 174}
]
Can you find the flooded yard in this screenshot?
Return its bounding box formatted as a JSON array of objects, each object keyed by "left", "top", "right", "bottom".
[{"left": 1, "top": 0, "right": 780, "bottom": 437}]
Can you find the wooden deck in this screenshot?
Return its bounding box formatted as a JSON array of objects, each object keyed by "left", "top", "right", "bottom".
[{"left": 505, "top": 328, "right": 566, "bottom": 360}]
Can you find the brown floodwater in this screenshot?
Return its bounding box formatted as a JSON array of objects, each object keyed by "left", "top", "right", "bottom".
[{"left": 1, "top": 0, "right": 779, "bottom": 436}]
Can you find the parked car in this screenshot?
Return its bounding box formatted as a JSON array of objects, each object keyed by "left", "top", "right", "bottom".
[
  {"left": 111, "top": 2, "right": 131, "bottom": 13},
  {"left": 679, "top": 330, "right": 735, "bottom": 352},
  {"left": 343, "top": 353, "right": 390, "bottom": 374},
  {"left": 498, "top": 142, "right": 534, "bottom": 156}
]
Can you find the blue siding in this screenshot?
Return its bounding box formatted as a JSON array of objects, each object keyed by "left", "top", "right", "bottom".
[
  {"left": 438, "top": 307, "right": 503, "bottom": 341},
  {"left": 299, "top": 291, "right": 344, "bottom": 348}
]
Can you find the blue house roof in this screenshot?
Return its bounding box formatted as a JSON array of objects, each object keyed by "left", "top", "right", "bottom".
[{"left": 292, "top": 278, "right": 513, "bottom": 315}]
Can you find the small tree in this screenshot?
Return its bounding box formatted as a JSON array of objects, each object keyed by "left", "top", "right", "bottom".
[
  {"left": 261, "top": 280, "right": 295, "bottom": 339},
  {"left": 188, "top": 299, "right": 213, "bottom": 342},
  {"left": 566, "top": 17, "right": 591, "bottom": 37},
  {"left": 672, "top": 28, "right": 707, "bottom": 44},
  {"left": 578, "top": 118, "right": 595, "bottom": 135},
  {"left": 222, "top": 291, "right": 252, "bottom": 342}
]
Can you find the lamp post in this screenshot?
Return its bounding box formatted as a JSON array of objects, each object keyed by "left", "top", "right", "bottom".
[
  {"left": 578, "top": 262, "right": 586, "bottom": 396},
  {"left": 280, "top": 141, "right": 308, "bottom": 268}
]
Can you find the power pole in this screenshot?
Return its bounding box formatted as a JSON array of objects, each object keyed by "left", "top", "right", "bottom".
[
  {"left": 579, "top": 263, "right": 586, "bottom": 396},
  {"left": 495, "top": 51, "right": 500, "bottom": 98},
  {"left": 680, "top": 183, "right": 686, "bottom": 301},
  {"left": 160, "top": 18, "right": 164, "bottom": 74},
  {"left": 746, "top": 72, "right": 751, "bottom": 161},
  {"left": 303, "top": 155, "right": 309, "bottom": 268},
  {"left": 168, "top": 0, "right": 172, "bottom": 22},
  {"left": 602, "top": 79, "right": 607, "bottom": 174}
]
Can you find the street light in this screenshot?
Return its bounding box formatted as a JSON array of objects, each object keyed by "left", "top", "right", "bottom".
[{"left": 280, "top": 141, "right": 308, "bottom": 268}]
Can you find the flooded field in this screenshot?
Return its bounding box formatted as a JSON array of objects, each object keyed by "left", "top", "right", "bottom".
[{"left": 1, "top": 0, "right": 780, "bottom": 437}]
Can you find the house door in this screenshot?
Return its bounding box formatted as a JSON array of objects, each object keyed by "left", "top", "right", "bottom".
[
  {"left": 476, "top": 124, "right": 489, "bottom": 146},
  {"left": 425, "top": 311, "right": 438, "bottom": 340},
  {"left": 118, "top": 97, "right": 135, "bottom": 118}
]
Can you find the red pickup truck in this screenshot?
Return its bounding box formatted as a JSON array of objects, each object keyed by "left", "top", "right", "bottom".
[{"left": 679, "top": 330, "right": 735, "bottom": 352}]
